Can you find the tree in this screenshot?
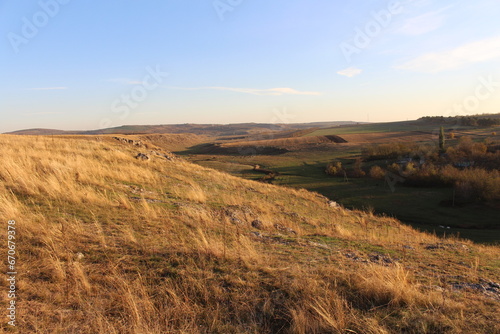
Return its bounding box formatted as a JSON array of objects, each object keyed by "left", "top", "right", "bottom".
[{"left": 439, "top": 127, "right": 446, "bottom": 153}]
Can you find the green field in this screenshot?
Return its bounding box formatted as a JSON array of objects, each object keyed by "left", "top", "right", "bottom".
[{"left": 181, "top": 138, "right": 500, "bottom": 244}]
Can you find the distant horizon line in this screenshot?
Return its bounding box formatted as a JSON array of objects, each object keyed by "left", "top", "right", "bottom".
[
  {"left": 4, "top": 120, "right": 382, "bottom": 134},
  {"left": 4, "top": 112, "right": 500, "bottom": 134}
]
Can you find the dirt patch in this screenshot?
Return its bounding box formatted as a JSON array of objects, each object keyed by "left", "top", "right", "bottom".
[{"left": 325, "top": 135, "right": 348, "bottom": 143}]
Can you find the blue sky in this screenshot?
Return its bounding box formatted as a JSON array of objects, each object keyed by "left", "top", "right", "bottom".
[{"left": 1, "top": 0, "right": 500, "bottom": 132}]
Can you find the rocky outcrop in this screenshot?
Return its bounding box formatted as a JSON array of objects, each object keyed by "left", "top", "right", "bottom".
[{"left": 113, "top": 137, "right": 143, "bottom": 146}]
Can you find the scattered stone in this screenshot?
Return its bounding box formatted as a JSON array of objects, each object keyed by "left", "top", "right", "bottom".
[
  {"left": 250, "top": 231, "right": 263, "bottom": 238},
  {"left": 135, "top": 153, "right": 150, "bottom": 161},
  {"left": 222, "top": 207, "right": 249, "bottom": 226},
  {"left": 452, "top": 279, "right": 500, "bottom": 301},
  {"left": 328, "top": 200, "right": 340, "bottom": 208},
  {"left": 422, "top": 285, "right": 445, "bottom": 292},
  {"left": 459, "top": 244, "right": 470, "bottom": 252},
  {"left": 274, "top": 223, "right": 297, "bottom": 235},
  {"left": 231, "top": 217, "right": 244, "bottom": 225},
  {"left": 114, "top": 137, "right": 143, "bottom": 147},
  {"left": 271, "top": 236, "right": 295, "bottom": 245},
  {"left": 424, "top": 244, "right": 445, "bottom": 250},
  {"left": 222, "top": 205, "right": 257, "bottom": 227},
  {"left": 308, "top": 241, "right": 330, "bottom": 250},
  {"left": 343, "top": 251, "right": 397, "bottom": 266},
  {"left": 344, "top": 252, "right": 362, "bottom": 261},
  {"left": 423, "top": 243, "right": 471, "bottom": 252},
  {"left": 251, "top": 220, "right": 264, "bottom": 229},
  {"left": 129, "top": 197, "right": 163, "bottom": 203},
  {"left": 284, "top": 212, "right": 299, "bottom": 219},
  {"left": 150, "top": 150, "right": 175, "bottom": 161},
  {"left": 369, "top": 253, "right": 395, "bottom": 265}
]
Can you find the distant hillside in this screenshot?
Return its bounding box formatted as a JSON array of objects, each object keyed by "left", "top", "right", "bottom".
[
  {"left": 5, "top": 121, "right": 358, "bottom": 136},
  {"left": 0, "top": 134, "right": 498, "bottom": 333},
  {"left": 5, "top": 128, "right": 79, "bottom": 136}
]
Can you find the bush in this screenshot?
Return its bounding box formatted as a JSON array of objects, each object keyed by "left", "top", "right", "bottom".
[
  {"left": 349, "top": 158, "right": 366, "bottom": 178},
  {"left": 387, "top": 163, "right": 401, "bottom": 174},
  {"left": 403, "top": 163, "right": 500, "bottom": 201},
  {"left": 325, "top": 161, "right": 343, "bottom": 176},
  {"left": 452, "top": 168, "right": 500, "bottom": 202},
  {"left": 363, "top": 143, "right": 416, "bottom": 161},
  {"left": 369, "top": 166, "right": 386, "bottom": 180},
  {"left": 404, "top": 162, "right": 416, "bottom": 175}
]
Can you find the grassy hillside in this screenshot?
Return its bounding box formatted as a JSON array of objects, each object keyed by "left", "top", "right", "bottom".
[{"left": 0, "top": 135, "right": 499, "bottom": 333}]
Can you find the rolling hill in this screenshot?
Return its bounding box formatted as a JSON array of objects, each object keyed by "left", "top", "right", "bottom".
[{"left": 5, "top": 121, "right": 358, "bottom": 137}]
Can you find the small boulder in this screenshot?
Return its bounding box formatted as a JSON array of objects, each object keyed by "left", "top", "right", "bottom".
[
  {"left": 251, "top": 220, "right": 264, "bottom": 230},
  {"left": 135, "top": 153, "right": 150, "bottom": 161},
  {"left": 328, "top": 200, "right": 339, "bottom": 208},
  {"left": 250, "top": 231, "right": 263, "bottom": 238},
  {"left": 274, "top": 223, "right": 297, "bottom": 235}
]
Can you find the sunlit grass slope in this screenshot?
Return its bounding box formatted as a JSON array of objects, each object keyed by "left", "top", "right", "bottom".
[{"left": 0, "top": 135, "right": 499, "bottom": 333}]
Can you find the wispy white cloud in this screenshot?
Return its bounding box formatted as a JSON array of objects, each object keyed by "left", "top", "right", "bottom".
[
  {"left": 394, "top": 35, "right": 500, "bottom": 73},
  {"left": 27, "top": 87, "right": 68, "bottom": 91},
  {"left": 396, "top": 6, "right": 451, "bottom": 36},
  {"left": 167, "top": 86, "right": 321, "bottom": 96},
  {"left": 24, "top": 111, "right": 64, "bottom": 116},
  {"left": 337, "top": 67, "right": 362, "bottom": 78}
]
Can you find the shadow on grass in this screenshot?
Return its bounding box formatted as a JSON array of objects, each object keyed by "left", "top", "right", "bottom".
[{"left": 176, "top": 143, "right": 290, "bottom": 156}]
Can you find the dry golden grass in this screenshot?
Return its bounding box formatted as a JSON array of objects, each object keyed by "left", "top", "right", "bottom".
[{"left": 0, "top": 134, "right": 499, "bottom": 333}]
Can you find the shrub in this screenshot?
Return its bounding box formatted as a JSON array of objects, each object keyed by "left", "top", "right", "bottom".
[
  {"left": 452, "top": 168, "right": 500, "bottom": 202},
  {"left": 325, "top": 161, "right": 342, "bottom": 176},
  {"left": 387, "top": 163, "right": 401, "bottom": 174},
  {"left": 362, "top": 143, "right": 416, "bottom": 161},
  {"left": 369, "top": 166, "right": 386, "bottom": 180},
  {"left": 404, "top": 162, "right": 416, "bottom": 175},
  {"left": 349, "top": 158, "right": 366, "bottom": 178}
]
